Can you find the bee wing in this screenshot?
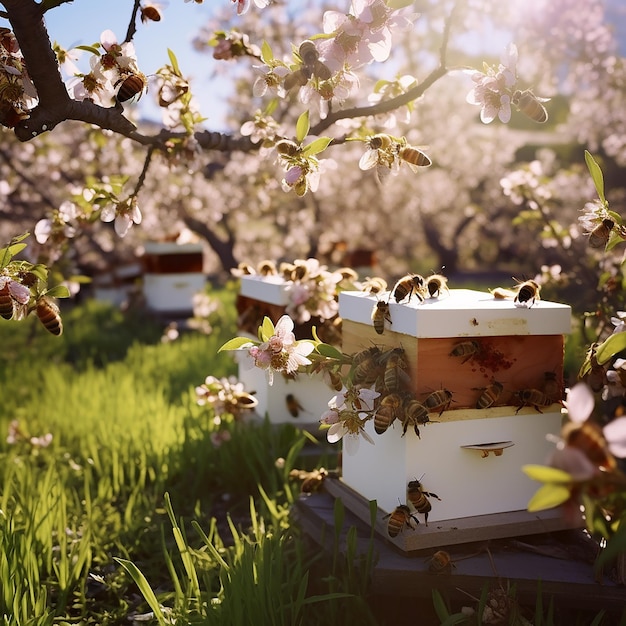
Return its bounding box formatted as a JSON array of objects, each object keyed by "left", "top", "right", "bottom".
[{"left": 359, "top": 148, "right": 379, "bottom": 171}]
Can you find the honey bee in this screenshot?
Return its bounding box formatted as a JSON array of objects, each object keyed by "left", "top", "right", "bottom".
[
  {"left": 285, "top": 393, "right": 304, "bottom": 417},
  {"left": 588, "top": 218, "right": 615, "bottom": 249},
  {"left": 449, "top": 340, "right": 480, "bottom": 364},
  {"left": 361, "top": 276, "right": 388, "bottom": 295},
  {"left": 115, "top": 72, "right": 147, "bottom": 102},
  {"left": 289, "top": 467, "right": 328, "bottom": 493},
  {"left": 392, "top": 273, "right": 425, "bottom": 303},
  {"left": 0, "top": 281, "right": 14, "bottom": 320},
  {"left": 398, "top": 145, "right": 432, "bottom": 171},
  {"left": 36, "top": 296, "right": 63, "bottom": 336},
  {"left": 352, "top": 347, "right": 383, "bottom": 386},
  {"left": 257, "top": 259, "right": 277, "bottom": 276},
  {"left": 514, "top": 388, "right": 553, "bottom": 413},
  {"left": 284, "top": 40, "right": 332, "bottom": 91},
  {"left": 275, "top": 140, "right": 300, "bottom": 157},
  {"left": 383, "top": 349, "right": 409, "bottom": 393},
  {"left": 514, "top": 279, "right": 541, "bottom": 307},
  {"left": 371, "top": 299, "right": 391, "bottom": 335},
  {"left": 407, "top": 478, "right": 441, "bottom": 526},
  {"left": 425, "top": 274, "right": 449, "bottom": 298},
  {"left": 543, "top": 371, "right": 562, "bottom": 403},
  {"left": 512, "top": 89, "right": 549, "bottom": 123},
  {"left": 385, "top": 504, "right": 418, "bottom": 538},
  {"left": 475, "top": 380, "right": 504, "bottom": 409},
  {"left": 424, "top": 388, "right": 453, "bottom": 416},
  {"left": 140, "top": 3, "right": 162, "bottom": 22},
  {"left": 401, "top": 398, "right": 430, "bottom": 438},
  {"left": 374, "top": 393, "right": 402, "bottom": 434},
  {"left": 562, "top": 420, "right": 617, "bottom": 471},
  {"left": 428, "top": 550, "right": 454, "bottom": 575}
]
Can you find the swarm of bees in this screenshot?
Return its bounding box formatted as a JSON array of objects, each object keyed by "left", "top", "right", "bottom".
[{"left": 491, "top": 279, "right": 541, "bottom": 308}]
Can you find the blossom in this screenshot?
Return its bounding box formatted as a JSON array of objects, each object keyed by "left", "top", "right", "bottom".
[
  {"left": 100, "top": 198, "right": 142, "bottom": 237},
  {"left": 245, "top": 315, "right": 314, "bottom": 385},
  {"left": 321, "top": 385, "right": 380, "bottom": 454},
  {"left": 466, "top": 43, "right": 518, "bottom": 124}
]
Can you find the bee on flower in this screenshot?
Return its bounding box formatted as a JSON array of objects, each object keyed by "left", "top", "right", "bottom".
[{"left": 320, "top": 385, "right": 380, "bottom": 455}]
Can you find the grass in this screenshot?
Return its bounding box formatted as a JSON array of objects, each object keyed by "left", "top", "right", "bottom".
[{"left": 0, "top": 286, "right": 378, "bottom": 625}]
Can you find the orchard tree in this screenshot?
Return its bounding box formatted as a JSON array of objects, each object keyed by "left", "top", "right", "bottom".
[{"left": 0, "top": 0, "right": 626, "bottom": 324}]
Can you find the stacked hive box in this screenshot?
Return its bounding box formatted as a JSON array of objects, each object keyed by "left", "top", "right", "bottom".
[
  {"left": 336, "top": 288, "right": 573, "bottom": 549},
  {"left": 142, "top": 242, "right": 205, "bottom": 315}
]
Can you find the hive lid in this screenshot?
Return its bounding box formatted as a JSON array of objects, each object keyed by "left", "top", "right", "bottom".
[
  {"left": 239, "top": 274, "right": 290, "bottom": 306},
  {"left": 339, "top": 289, "right": 571, "bottom": 338}
]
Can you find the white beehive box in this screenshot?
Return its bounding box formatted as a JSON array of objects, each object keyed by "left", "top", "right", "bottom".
[
  {"left": 142, "top": 242, "right": 205, "bottom": 314},
  {"left": 235, "top": 275, "right": 337, "bottom": 427},
  {"left": 337, "top": 288, "right": 572, "bottom": 548}
]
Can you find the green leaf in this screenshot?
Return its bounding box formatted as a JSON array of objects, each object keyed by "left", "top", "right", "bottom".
[
  {"left": 585, "top": 150, "right": 606, "bottom": 205},
  {"left": 260, "top": 40, "right": 274, "bottom": 65},
  {"left": 296, "top": 111, "right": 310, "bottom": 143},
  {"left": 45, "top": 285, "right": 71, "bottom": 299},
  {"left": 431, "top": 589, "right": 451, "bottom": 621},
  {"left": 527, "top": 484, "right": 571, "bottom": 512},
  {"left": 605, "top": 230, "right": 624, "bottom": 253},
  {"left": 218, "top": 337, "right": 255, "bottom": 352},
  {"left": 115, "top": 559, "right": 169, "bottom": 626},
  {"left": 595, "top": 332, "right": 626, "bottom": 365},
  {"left": 260, "top": 316, "right": 275, "bottom": 341},
  {"left": 0, "top": 242, "right": 27, "bottom": 268},
  {"left": 522, "top": 464, "right": 573, "bottom": 483},
  {"left": 302, "top": 136, "right": 333, "bottom": 157},
  {"left": 75, "top": 44, "right": 102, "bottom": 56},
  {"left": 315, "top": 342, "right": 343, "bottom": 360},
  {"left": 167, "top": 48, "right": 181, "bottom": 75},
  {"left": 595, "top": 517, "right": 626, "bottom": 572}
]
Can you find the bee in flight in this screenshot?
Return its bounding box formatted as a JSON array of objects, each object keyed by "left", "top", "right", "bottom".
[
  {"left": 115, "top": 71, "right": 147, "bottom": 102},
  {"left": 512, "top": 89, "right": 549, "bottom": 123},
  {"left": 371, "top": 299, "right": 392, "bottom": 335},
  {"left": 285, "top": 393, "right": 304, "bottom": 417},
  {"left": 392, "top": 273, "right": 426, "bottom": 303},
  {"left": 284, "top": 40, "right": 332, "bottom": 91},
  {"left": 398, "top": 144, "right": 432, "bottom": 171},
  {"left": 36, "top": 296, "right": 63, "bottom": 336},
  {"left": 407, "top": 477, "right": 441, "bottom": 526},
  {"left": 427, "top": 550, "right": 454, "bottom": 575},
  {"left": 385, "top": 504, "right": 418, "bottom": 538}
]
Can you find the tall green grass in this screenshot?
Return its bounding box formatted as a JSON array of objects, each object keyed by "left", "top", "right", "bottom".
[{"left": 0, "top": 291, "right": 377, "bottom": 624}]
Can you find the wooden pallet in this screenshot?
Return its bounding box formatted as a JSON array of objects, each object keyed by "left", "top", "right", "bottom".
[
  {"left": 323, "top": 477, "right": 575, "bottom": 552},
  {"left": 293, "top": 479, "right": 626, "bottom": 612}
]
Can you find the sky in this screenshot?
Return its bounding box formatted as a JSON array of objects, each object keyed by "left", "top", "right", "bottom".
[{"left": 41, "top": 0, "right": 231, "bottom": 129}]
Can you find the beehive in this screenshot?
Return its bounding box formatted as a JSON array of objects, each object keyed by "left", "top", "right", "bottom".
[
  {"left": 235, "top": 275, "right": 337, "bottom": 426},
  {"left": 337, "top": 288, "right": 572, "bottom": 547},
  {"left": 142, "top": 242, "right": 205, "bottom": 314}
]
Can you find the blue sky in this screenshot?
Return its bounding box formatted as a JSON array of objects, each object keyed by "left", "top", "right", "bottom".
[{"left": 42, "top": 0, "right": 230, "bottom": 128}]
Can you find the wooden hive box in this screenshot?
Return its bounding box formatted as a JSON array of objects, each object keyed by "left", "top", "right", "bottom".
[
  {"left": 337, "top": 288, "right": 573, "bottom": 550},
  {"left": 142, "top": 242, "right": 206, "bottom": 314},
  {"left": 236, "top": 275, "right": 337, "bottom": 427}
]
